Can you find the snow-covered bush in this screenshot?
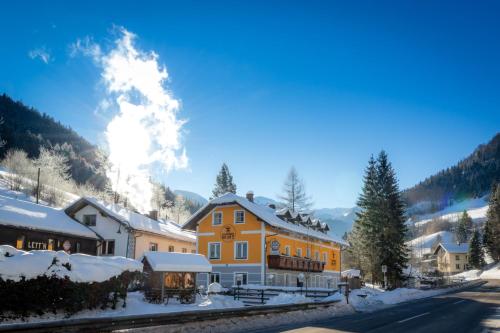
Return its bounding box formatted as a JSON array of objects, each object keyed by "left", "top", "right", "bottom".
[{"left": 0, "top": 246, "right": 142, "bottom": 321}]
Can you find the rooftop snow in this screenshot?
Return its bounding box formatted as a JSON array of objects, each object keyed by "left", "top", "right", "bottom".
[
  {"left": 436, "top": 242, "right": 469, "bottom": 254},
  {"left": 184, "top": 193, "right": 348, "bottom": 246},
  {"left": 142, "top": 251, "right": 212, "bottom": 272},
  {"left": 67, "top": 197, "right": 196, "bottom": 243},
  {"left": 0, "top": 194, "right": 98, "bottom": 239}
]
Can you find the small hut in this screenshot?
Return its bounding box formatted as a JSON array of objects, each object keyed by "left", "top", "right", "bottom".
[
  {"left": 142, "top": 251, "right": 211, "bottom": 304},
  {"left": 341, "top": 269, "right": 362, "bottom": 290}
]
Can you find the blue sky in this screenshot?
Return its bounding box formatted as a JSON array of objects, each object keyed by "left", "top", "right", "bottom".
[{"left": 1, "top": 1, "right": 499, "bottom": 208}]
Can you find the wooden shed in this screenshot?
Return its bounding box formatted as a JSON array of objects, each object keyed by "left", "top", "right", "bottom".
[{"left": 142, "top": 251, "right": 211, "bottom": 304}]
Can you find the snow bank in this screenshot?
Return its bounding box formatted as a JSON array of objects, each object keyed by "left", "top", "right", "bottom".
[
  {"left": 266, "top": 293, "right": 307, "bottom": 305},
  {"left": 480, "top": 263, "right": 500, "bottom": 280},
  {"left": 451, "top": 269, "right": 481, "bottom": 281},
  {"left": 341, "top": 269, "right": 360, "bottom": 278},
  {"left": 0, "top": 245, "right": 142, "bottom": 282},
  {"left": 322, "top": 292, "right": 343, "bottom": 302},
  {"left": 208, "top": 282, "right": 224, "bottom": 293}
]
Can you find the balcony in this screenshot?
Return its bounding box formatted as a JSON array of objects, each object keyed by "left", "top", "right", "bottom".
[{"left": 267, "top": 254, "right": 325, "bottom": 272}]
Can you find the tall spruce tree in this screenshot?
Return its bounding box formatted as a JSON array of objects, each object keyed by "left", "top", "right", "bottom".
[
  {"left": 483, "top": 183, "right": 500, "bottom": 262},
  {"left": 455, "top": 211, "right": 472, "bottom": 244},
  {"left": 211, "top": 163, "right": 237, "bottom": 198},
  {"left": 278, "top": 167, "right": 312, "bottom": 212},
  {"left": 468, "top": 229, "right": 485, "bottom": 269}
]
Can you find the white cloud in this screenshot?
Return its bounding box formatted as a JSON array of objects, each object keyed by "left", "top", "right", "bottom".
[
  {"left": 75, "top": 27, "right": 188, "bottom": 212},
  {"left": 28, "top": 47, "right": 52, "bottom": 64}
]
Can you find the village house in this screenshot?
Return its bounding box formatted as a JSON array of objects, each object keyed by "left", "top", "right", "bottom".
[
  {"left": 182, "top": 192, "right": 347, "bottom": 289},
  {"left": 0, "top": 194, "right": 99, "bottom": 255},
  {"left": 433, "top": 242, "right": 470, "bottom": 275},
  {"left": 65, "top": 197, "right": 196, "bottom": 258}
]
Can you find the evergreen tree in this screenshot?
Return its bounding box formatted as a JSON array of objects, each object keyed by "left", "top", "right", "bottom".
[
  {"left": 455, "top": 211, "right": 472, "bottom": 244},
  {"left": 468, "top": 229, "right": 485, "bottom": 269},
  {"left": 278, "top": 167, "right": 312, "bottom": 212},
  {"left": 483, "top": 183, "right": 500, "bottom": 262},
  {"left": 211, "top": 163, "right": 237, "bottom": 198}
]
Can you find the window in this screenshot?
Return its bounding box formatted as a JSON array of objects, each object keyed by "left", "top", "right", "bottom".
[
  {"left": 209, "top": 242, "right": 221, "bottom": 259},
  {"left": 296, "top": 248, "right": 302, "bottom": 257},
  {"left": 168, "top": 245, "right": 175, "bottom": 252},
  {"left": 285, "top": 246, "right": 291, "bottom": 256},
  {"left": 182, "top": 248, "right": 187, "bottom": 253},
  {"left": 306, "top": 247, "right": 311, "bottom": 258},
  {"left": 455, "top": 264, "right": 460, "bottom": 269},
  {"left": 234, "top": 210, "right": 245, "bottom": 224},
  {"left": 47, "top": 239, "right": 54, "bottom": 251},
  {"left": 235, "top": 242, "right": 248, "bottom": 260},
  {"left": 213, "top": 211, "right": 223, "bottom": 225},
  {"left": 456, "top": 255, "right": 460, "bottom": 260},
  {"left": 16, "top": 235, "right": 25, "bottom": 249},
  {"left": 314, "top": 251, "right": 320, "bottom": 261},
  {"left": 323, "top": 253, "right": 327, "bottom": 263},
  {"left": 83, "top": 214, "right": 97, "bottom": 226},
  {"left": 234, "top": 272, "right": 248, "bottom": 285},
  {"left": 191, "top": 250, "right": 196, "bottom": 254},
  {"left": 149, "top": 242, "right": 158, "bottom": 251},
  {"left": 102, "top": 240, "right": 115, "bottom": 255},
  {"left": 210, "top": 273, "right": 220, "bottom": 284},
  {"left": 76, "top": 242, "right": 81, "bottom": 253}
]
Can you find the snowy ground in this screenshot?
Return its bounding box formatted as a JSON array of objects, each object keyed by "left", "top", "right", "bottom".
[
  {"left": 451, "top": 263, "right": 500, "bottom": 281},
  {"left": 406, "top": 230, "right": 454, "bottom": 258}
]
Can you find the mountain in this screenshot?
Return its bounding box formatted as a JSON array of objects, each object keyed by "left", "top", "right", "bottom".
[
  {"left": 254, "top": 196, "right": 279, "bottom": 207},
  {"left": 173, "top": 190, "right": 208, "bottom": 206},
  {"left": 0, "top": 94, "right": 108, "bottom": 190},
  {"left": 403, "top": 133, "right": 500, "bottom": 214},
  {"left": 314, "top": 207, "right": 359, "bottom": 238}
]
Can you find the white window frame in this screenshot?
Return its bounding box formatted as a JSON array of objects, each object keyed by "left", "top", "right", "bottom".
[
  {"left": 234, "top": 241, "right": 248, "bottom": 260},
  {"left": 234, "top": 272, "right": 248, "bottom": 285},
  {"left": 149, "top": 242, "right": 158, "bottom": 251},
  {"left": 210, "top": 272, "right": 221, "bottom": 284},
  {"left": 234, "top": 210, "right": 245, "bottom": 224},
  {"left": 306, "top": 247, "right": 311, "bottom": 259},
  {"left": 285, "top": 246, "right": 291, "bottom": 256},
  {"left": 208, "top": 242, "right": 221, "bottom": 260},
  {"left": 314, "top": 251, "right": 320, "bottom": 261},
  {"left": 212, "top": 211, "right": 223, "bottom": 225},
  {"left": 296, "top": 248, "right": 302, "bottom": 257},
  {"left": 102, "top": 240, "right": 115, "bottom": 256}
]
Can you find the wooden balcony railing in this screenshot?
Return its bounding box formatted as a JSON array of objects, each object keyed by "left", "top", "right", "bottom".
[{"left": 267, "top": 254, "right": 325, "bottom": 272}]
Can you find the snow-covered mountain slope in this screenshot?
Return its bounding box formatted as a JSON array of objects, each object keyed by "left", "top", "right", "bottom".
[
  {"left": 411, "top": 196, "right": 489, "bottom": 227},
  {"left": 173, "top": 190, "right": 208, "bottom": 206},
  {"left": 254, "top": 196, "right": 279, "bottom": 207},
  {"left": 314, "top": 207, "right": 359, "bottom": 238},
  {"left": 406, "top": 231, "right": 454, "bottom": 258}
]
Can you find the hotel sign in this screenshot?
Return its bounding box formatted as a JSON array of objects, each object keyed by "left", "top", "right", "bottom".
[{"left": 221, "top": 225, "right": 235, "bottom": 242}]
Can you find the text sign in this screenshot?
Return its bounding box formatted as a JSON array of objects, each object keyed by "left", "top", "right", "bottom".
[
  {"left": 221, "top": 225, "right": 235, "bottom": 242},
  {"left": 381, "top": 265, "right": 387, "bottom": 273}
]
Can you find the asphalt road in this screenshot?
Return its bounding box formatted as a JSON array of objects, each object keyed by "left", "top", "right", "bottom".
[{"left": 255, "top": 280, "right": 500, "bottom": 333}]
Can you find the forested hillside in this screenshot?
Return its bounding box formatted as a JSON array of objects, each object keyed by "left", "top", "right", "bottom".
[
  {"left": 403, "top": 133, "right": 500, "bottom": 212},
  {"left": 0, "top": 94, "right": 108, "bottom": 190}
]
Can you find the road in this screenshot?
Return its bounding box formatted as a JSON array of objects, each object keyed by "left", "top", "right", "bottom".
[{"left": 255, "top": 280, "right": 500, "bottom": 333}]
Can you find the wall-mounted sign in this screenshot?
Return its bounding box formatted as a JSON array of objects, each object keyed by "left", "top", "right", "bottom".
[
  {"left": 270, "top": 239, "right": 280, "bottom": 254},
  {"left": 221, "top": 225, "right": 235, "bottom": 242},
  {"left": 27, "top": 241, "right": 47, "bottom": 250},
  {"left": 63, "top": 240, "right": 71, "bottom": 252}
]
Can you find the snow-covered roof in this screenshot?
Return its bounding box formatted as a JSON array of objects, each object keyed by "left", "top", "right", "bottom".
[
  {"left": 0, "top": 194, "right": 98, "bottom": 239},
  {"left": 341, "top": 269, "right": 360, "bottom": 278},
  {"left": 0, "top": 245, "right": 142, "bottom": 282},
  {"left": 65, "top": 197, "right": 196, "bottom": 243},
  {"left": 183, "top": 193, "right": 348, "bottom": 246},
  {"left": 434, "top": 242, "right": 469, "bottom": 254},
  {"left": 142, "top": 251, "right": 212, "bottom": 272}
]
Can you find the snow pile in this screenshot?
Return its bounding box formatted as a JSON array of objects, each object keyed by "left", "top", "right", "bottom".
[
  {"left": 451, "top": 269, "right": 481, "bottom": 281},
  {"left": 480, "top": 263, "right": 500, "bottom": 280},
  {"left": 266, "top": 293, "right": 307, "bottom": 305},
  {"left": 322, "top": 292, "right": 344, "bottom": 302},
  {"left": 199, "top": 295, "right": 245, "bottom": 309},
  {"left": 208, "top": 282, "right": 224, "bottom": 293},
  {"left": 0, "top": 245, "right": 142, "bottom": 282}
]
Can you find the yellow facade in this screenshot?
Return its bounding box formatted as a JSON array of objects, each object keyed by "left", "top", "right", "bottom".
[
  {"left": 197, "top": 204, "right": 340, "bottom": 271},
  {"left": 134, "top": 231, "right": 196, "bottom": 259}
]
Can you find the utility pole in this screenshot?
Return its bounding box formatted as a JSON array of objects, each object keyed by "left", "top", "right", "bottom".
[{"left": 35, "top": 167, "right": 40, "bottom": 204}]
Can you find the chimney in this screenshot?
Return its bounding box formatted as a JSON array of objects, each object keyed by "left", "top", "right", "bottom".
[
  {"left": 246, "top": 191, "right": 254, "bottom": 202},
  {"left": 149, "top": 210, "right": 158, "bottom": 221}
]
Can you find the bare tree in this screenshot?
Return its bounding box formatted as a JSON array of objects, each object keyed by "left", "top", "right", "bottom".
[
  {"left": 278, "top": 166, "right": 312, "bottom": 212},
  {"left": 1, "top": 149, "right": 36, "bottom": 191}
]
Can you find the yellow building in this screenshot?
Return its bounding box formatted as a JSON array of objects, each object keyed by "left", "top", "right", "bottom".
[
  {"left": 182, "top": 192, "right": 347, "bottom": 288},
  {"left": 65, "top": 197, "right": 196, "bottom": 259},
  {"left": 433, "top": 242, "right": 470, "bottom": 275}
]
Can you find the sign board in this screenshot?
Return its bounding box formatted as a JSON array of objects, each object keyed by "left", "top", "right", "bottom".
[
  {"left": 270, "top": 239, "right": 280, "bottom": 254},
  {"left": 221, "top": 225, "right": 235, "bottom": 242},
  {"left": 381, "top": 265, "right": 387, "bottom": 273}
]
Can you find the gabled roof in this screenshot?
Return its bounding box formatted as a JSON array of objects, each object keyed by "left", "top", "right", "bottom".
[
  {"left": 0, "top": 194, "right": 99, "bottom": 239},
  {"left": 182, "top": 193, "right": 348, "bottom": 246},
  {"left": 433, "top": 242, "right": 469, "bottom": 255},
  {"left": 142, "top": 251, "right": 211, "bottom": 272},
  {"left": 65, "top": 197, "right": 196, "bottom": 243}
]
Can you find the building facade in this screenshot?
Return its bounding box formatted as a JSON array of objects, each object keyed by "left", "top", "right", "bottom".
[
  {"left": 182, "top": 192, "right": 347, "bottom": 289},
  {"left": 433, "top": 243, "right": 470, "bottom": 275},
  {"left": 65, "top": 197, "right": 196, "bottom": 258}
]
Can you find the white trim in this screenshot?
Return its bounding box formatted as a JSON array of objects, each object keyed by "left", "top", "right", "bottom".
[
  {"left": 266, "top": 231, "right": 339, "bottom": 251},
  {"left": 234, "top": 241, "right": 249, "bottom": 260},
  {"left": 296, "top": 248, "right": 302, "bottom": 257},
  {"left": 197, "top": 232, "right": 215, "bottom": 236},
  {"left": 233, "top": 271, "right": 249, "bottom": 285},
  {"left": 234, "top": 210, "right": 245, "bottom": 224},
  {"left": 261, "top": 222, "right": 265, "bottom": 284},
  {"left": 212, "top": 211, "right": 223, "bottom": 226},
  {"left": 285, "top": 245, "right": 291, "bottom": 256},
  {"left": 211, "top": 263, "right": 262, "bottom": 267},
  {"left": 208, "top": 242, "right": 221, "bottom": 260},
  {"left": 241, "top": 230, "right": 261, "bottom": 234}
]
